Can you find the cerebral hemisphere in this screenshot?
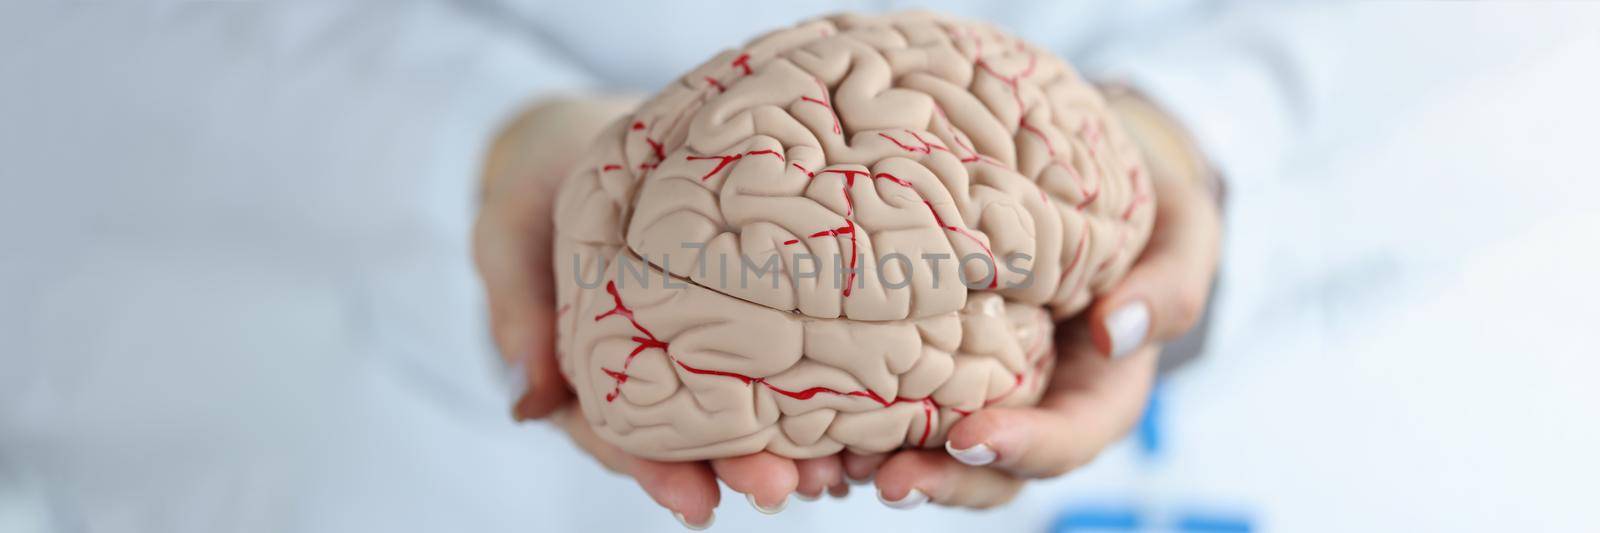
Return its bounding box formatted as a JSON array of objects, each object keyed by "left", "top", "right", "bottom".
[{"left": 550, "top": 12, "right": 1154, "bottom": 460}]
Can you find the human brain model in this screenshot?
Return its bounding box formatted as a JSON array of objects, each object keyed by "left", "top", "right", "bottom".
[{"left": 551, "top": 12, "right": 1153, "bottom": 460}]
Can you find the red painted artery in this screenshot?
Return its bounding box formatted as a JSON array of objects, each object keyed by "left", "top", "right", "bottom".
[
  {"left": 931, "top": 103, "right": 1004, "bottom": 169},
  {"left": 685, "top": 148, "right": 785, "bottom": 181},
  {"left": 879, "top": 130, "right": 952, "bottom": 155},
  {"left": 1121, "top": 166, "right": 1148, "bottom": 221},
  {"left": 1019, "top": 118, "right": 1054, "bottom": 157},
  {"left": 800, "top": 77, "right": 843, "bottom": 135},
  {"left": 976, "top": 52, "right": 1038, "bottom": 114},
  {"left": 731, "top": 53, "right": 753, "bottom": 76}
]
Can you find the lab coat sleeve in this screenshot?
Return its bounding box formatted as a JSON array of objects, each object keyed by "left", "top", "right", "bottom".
[{"left": 1075, "top": 3, "right": 1323, "bottom": 186}]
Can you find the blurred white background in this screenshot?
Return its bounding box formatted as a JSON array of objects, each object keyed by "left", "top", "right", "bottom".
[{"left": 2, "top": 1, "right": 1598, "bottom": 532}]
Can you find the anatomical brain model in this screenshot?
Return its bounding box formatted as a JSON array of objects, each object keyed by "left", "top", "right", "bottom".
[{"left": 551, "top": 12, "right": 1153, "bottom": 460}]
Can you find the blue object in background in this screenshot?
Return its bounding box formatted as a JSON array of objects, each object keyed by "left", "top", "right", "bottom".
[
  {"left": 1052, "top": 507, "right": 1143, "bottom": 531},
  {"left": 1136, "top": 381, "right": 1165, "bottom": 460},
  {"left": 1050, "top": 507, "right": 1253, "bottom": 533},
  {"left": 1172, "top": 513, "right": 1253, "bottom": 533},
  {"left": 1048, "top": 382, "right": 1254, "bottom": 533}
]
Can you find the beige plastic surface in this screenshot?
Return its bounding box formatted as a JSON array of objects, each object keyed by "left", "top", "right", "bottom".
[{"left": 551, "top": 12, "right": 1153, "bottom": 460}]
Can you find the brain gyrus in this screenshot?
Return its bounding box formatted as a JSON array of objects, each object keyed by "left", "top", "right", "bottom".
[{"left": 550, "top": 12, "right": 1154, "bottom": 460}]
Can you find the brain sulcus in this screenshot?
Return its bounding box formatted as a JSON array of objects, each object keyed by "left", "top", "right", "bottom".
[{"left": 550, "top": 11, "right": 1154, "bottom": 460}]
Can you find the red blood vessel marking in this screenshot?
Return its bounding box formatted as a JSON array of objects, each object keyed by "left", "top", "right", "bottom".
[
  {"left": 594, "top": 281, "right": 672, "bottom": 402},
  {"left": 1023, "top": 115, "right": 1115, "bottom": 210},
  {"left": 976, "top": 52, "right": 1038, "bottom": 114},
  {"left": 800, "top": 78, "right": 842, "bottom": 135},
  {"left": 950, "top": 129, "right": 996, "bottom": 166},
  {"left": 639, "top": 134, "right": 667, "bottom": 172},
  {"left": 731, "top": 53, "right": 752, "bottom": 76},
  {"left": 1048, "top": 159, "right": 1100, "bottom": 210},
  {"left": 872, "top": 171, "right": 913, "bottom": 188},
  {"left": 1121, "top": 166, "right": 1148, "bottom": 220},
  {"left": 932, "top": 104, "right": 1003, "bottom": 168},
  {"left": 781, "top": 168, "right": 870, "bottom": 297},
  {"left": 1079, "top": 117, "right": 1104, "bottom": 159},
  {"left": 880, "top": 132, "right": 921, "bottom": 153},
  {"left": 906, "top": 130, "right": 951, "bottom": 154},
  {"left": 919, "top": 199, "right": 999, "bottom": 290},
  {"left": 686, "top": 149, "right": 785, "bottom": 181},
  {"left": 1018, "top": 118, "right": 1054, "bottom": 157},
  {"left": 704, "top": 76, "right": 726, "bottom": 93},
  {"left": 594, "top": 280, "right": 957, "bottom": 446},
  {"left": 602, "top": 164, "right": 623, "bottom": 172},
  {"left": 878, "top": 130, "right": 951, "bottom": 155},
  {"left": 791, "top": 162, "right": 817, "bottom": 178}
]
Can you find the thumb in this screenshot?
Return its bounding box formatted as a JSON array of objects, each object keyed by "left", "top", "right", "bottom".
[
  {"left": 474, "top": 197, "right": 568, "bottom": 420},
  {"left": 1091, "top": 176, "right": 1220, "bottom": 358},
  {"left": 475, "top": 97, "right": 642, "bottom": 420}
]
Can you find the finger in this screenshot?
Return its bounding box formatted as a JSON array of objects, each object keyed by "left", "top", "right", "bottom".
[
  {"left": 841, "top": 450, "right": 889, "bottom": 484},
  {"left": 793, "top": 455, "right": 845, "bottom": 501},
  {"left": 827, "top": 481, "right": 850, "bottom": 499},
  {"left": 710, "top": 452, "right": 799, "bottom": 514},
  {"left": 1092, "top": 176, "right": 1221, "bottom": 357},
  {"left": 944, "top": 340, "right": 1160, "bottom": 478},
  {"left": 874, "top": 450, "right": 1024, "bottom": 510},
  {"left": 551, "top": 407, "right": 719, "bottom": 528},
  {"left": 473, "top": 199, "right": 566, "bottom": 420}
]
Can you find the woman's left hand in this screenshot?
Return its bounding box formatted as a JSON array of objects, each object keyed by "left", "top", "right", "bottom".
[{"left": 865, "top": 164, "right": 1222, "bottom": 509}]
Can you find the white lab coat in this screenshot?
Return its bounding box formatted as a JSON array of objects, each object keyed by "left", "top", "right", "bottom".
[{"left": 2, "top": 1, "right": 1597, "bottom": 532}]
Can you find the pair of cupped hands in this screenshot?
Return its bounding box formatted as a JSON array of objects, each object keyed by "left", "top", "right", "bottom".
[{"left": 474, "top": 95, "right": 1220, "bottom": 529}]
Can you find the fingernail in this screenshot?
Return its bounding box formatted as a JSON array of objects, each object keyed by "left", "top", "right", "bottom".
[
  {"left": 945, "top": 440, "right": 997, "bottom": 466},
  {"left": 1106, "top": 301, "right": 1151, "bottom": 358},
  {"left": 795, "top": 492, "right": 821, "bottom": 502},
  {"left": 506, "top": 358, "right": 528, "bottom": 397},
  {"left": 505, "top": 359, "right": 530, "bottom": 421},
  {"left": 877, "top": 488, "right": 928, "bottom": 510},
  {"left": 746, "top": 493, "right": 787, "bottom": 515},
  {"left": 673, "top": 510, "right": 714, "bottom": 531},
  {"left": 846, "top": 474, "right": 872, "bottom": 486}
]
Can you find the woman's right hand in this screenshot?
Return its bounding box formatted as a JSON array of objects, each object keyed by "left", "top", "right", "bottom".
[{"left": 475, "top": 96, "right": 843, "bottom": 528}]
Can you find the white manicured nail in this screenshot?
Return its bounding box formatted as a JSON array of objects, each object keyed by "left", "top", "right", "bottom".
[
  {"left": 746, "top": 493, "right": 787, "bottom": 514},
  {"left": 945, "top": 441, "right": 997, "bottom": 466},
  {"left": 505, "top": 360, "right": 528, "bottom": 414},
  {"left": 847, "top": 475, "right": 872, "bottom": 486},
  {"left": 1106, "top": 301, "right": 1151, "bottom": 358},
  {"left": 877, "top": 488, "right": 928, "bottom": 509},
  {"left": 673, "top": 510, "right": 714, "bottom": 530},
  {"left": 795, "top": 492, "right": 820, "bottom": 502}
]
